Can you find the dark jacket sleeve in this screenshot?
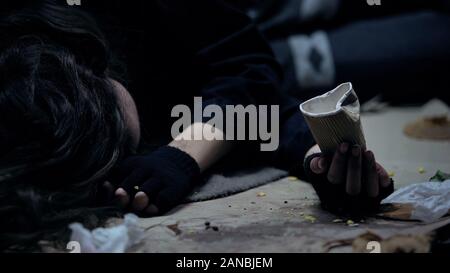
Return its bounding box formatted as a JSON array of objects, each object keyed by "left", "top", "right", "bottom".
[
  {"left": 156, "top": 0, "right": 283, "bottom": 108},
  {"left": 158, "top": 0, "right": 316, "bottom": 170}
]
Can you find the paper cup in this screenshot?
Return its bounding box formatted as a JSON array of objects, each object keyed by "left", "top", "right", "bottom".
[{"left": 300, "top": 82, "right": 366, "bottom": 155}]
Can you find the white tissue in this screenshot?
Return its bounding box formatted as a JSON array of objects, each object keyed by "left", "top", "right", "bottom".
[
  {"left": 69, "top": 213, "right": 144, "bottom": 253},
  {"left": 382, "top": 180, "right": 450, "bottom": 223}
]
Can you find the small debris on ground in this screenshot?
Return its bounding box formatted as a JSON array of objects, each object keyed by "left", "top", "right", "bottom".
[
  {"left": 388, "top": 171, "right": 395, "bottom": 178},
  {"left": 288, "top": 176, "right": 299, "bottom": 181},
  {"left": 430, "top": 170, "right": 450, "bottom": 182},
  {"left": 418, "top": 167, "right": 426, "bottom": 174},
  {"left": 257, "top": 192, "right": 267, "bottom": 197},
  {"left": 346, "top": 220, "right": 359, "bottom": 227},
  {"left": 332, "top": 218, "right": 362, "bottom": 226},
  {"left": 205, "top": 222, "right": 220, "bottom": 232},
  {"left": 284, "top": 201, "right": 288, "bottom": 204},
  {"left": 167, "top": 223, "right": 182, "bottom": 236},
  {"left": 251, "top": 201, "right": 256, "bottom": 204},
  {"left": 303, "top": 215, "right": 316, "bottom": 223}
]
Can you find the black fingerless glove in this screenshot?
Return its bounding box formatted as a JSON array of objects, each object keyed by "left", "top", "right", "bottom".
[
  {"left": 303, "top": 153, "right": 394, "bottom": 217},
  {"left": 111, "top": 146, "right": 201, "bottom": 214}
]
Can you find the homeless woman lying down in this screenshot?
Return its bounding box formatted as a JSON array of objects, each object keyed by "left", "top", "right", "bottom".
[{"left": 0, "top": 0, "right": 392, "bottom": 250}]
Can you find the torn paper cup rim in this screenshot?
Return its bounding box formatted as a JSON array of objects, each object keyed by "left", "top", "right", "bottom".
[{"left": 300, "top": 82, "right": 360, "bottom": 117}]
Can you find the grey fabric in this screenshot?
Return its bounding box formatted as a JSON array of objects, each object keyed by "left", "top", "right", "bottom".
[{"left": 185, "top": 167, "right": 288, "bottom": 202}]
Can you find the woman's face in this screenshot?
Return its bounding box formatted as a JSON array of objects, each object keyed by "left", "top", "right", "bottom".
[{"left": 111, "top": 79, "right": 141, "bottom": 151}]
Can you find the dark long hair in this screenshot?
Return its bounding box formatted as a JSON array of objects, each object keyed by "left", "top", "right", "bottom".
[{"left": 0, "top": 0, "right": 129, "bottom": 251}]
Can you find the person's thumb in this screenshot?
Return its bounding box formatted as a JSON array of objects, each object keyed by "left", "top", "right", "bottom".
[{"left": 310, "top": 156, "right": 328, "bottom": 174}]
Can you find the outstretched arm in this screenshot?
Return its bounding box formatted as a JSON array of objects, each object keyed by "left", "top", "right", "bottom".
[{"left": 169, "top": 123, "right": 233, "bottom": 173}]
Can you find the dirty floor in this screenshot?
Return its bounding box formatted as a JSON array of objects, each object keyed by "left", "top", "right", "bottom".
[{"left": 130, "top": 104, "right": 450, "bottom": 253}]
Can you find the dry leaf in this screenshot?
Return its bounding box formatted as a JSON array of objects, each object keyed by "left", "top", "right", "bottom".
[{"left": 167, "top": 223, "right": 182, "bottom": 236}]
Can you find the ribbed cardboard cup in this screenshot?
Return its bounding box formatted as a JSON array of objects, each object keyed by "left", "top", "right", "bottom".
[{"left": 300, "top": 82, "right": 366, "bottom": 155}]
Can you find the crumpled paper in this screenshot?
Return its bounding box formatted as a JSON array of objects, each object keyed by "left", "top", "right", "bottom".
[
  {"left": 381, "top": 180, "right": 450, "bottom": 223},
  {"left": 69, "top": 214, "right": 144, "bottom": 253}
]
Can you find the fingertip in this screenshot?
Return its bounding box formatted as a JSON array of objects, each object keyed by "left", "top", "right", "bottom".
[
  {"left": 340, "top": 143, "right": 349, "bottom": 154},
  {"left": 132, "top": 191, "right": 149, "bottom": 211},
  {"left": 364, "top": 150, "right": 377, "bottom": 172},
  {"left": 310, "top": 157, "right": 321, "bottom": 174},
  {"left": 364, "top": 150, "right": 375, "bottom": 161},
  {"left": 115, "top": 188, "right": 130, "bottom": 207},
  {"left": 318, "top": 157, "right": 328, "bottom": 172},
  {"left": 310, "top": 156, "right": 328, "bottom": 174},
  {"left": 363, "top": 151, "right": 379, "bottom": 198},
  {"left": 351, "top": 145, "right": 361, "bottom": 157},
  {"left": 376, "top": 163, "right": 391, "bottom": 188},
  {"left": 380, "top": 172, "right": 391, "bottom": 188},
  {"left": 115, "top": 187, "right": 127, "bottom": 196},
  {"left": 101, "top": 181, "right": 115, "bottom": 199}
]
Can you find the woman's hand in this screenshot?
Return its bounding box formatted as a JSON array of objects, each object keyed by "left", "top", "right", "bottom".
[
  {"left": 304, "top": 143, "right": 394, "bottom": 216},
  {"left": 109, "top": 123, "right": 232, "bottom": 216},
  {"left": 111, "top": 146, "right": 201, "bottom": 216}
]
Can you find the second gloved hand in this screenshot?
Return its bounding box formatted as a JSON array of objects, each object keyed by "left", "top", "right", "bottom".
[
  {"left": 304, "top": 143, "right": 394, "bottom": 217},
  {"left": 111, "top": 146, "right": 201, "bottom": 216}
]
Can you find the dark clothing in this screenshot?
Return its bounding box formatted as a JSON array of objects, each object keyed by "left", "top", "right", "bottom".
[
  {"left": 83, "top": 0, "right": 315, "bottom": 173},
  {"left": 241, "top": 0, "right": 450, "bottom": 104}
]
